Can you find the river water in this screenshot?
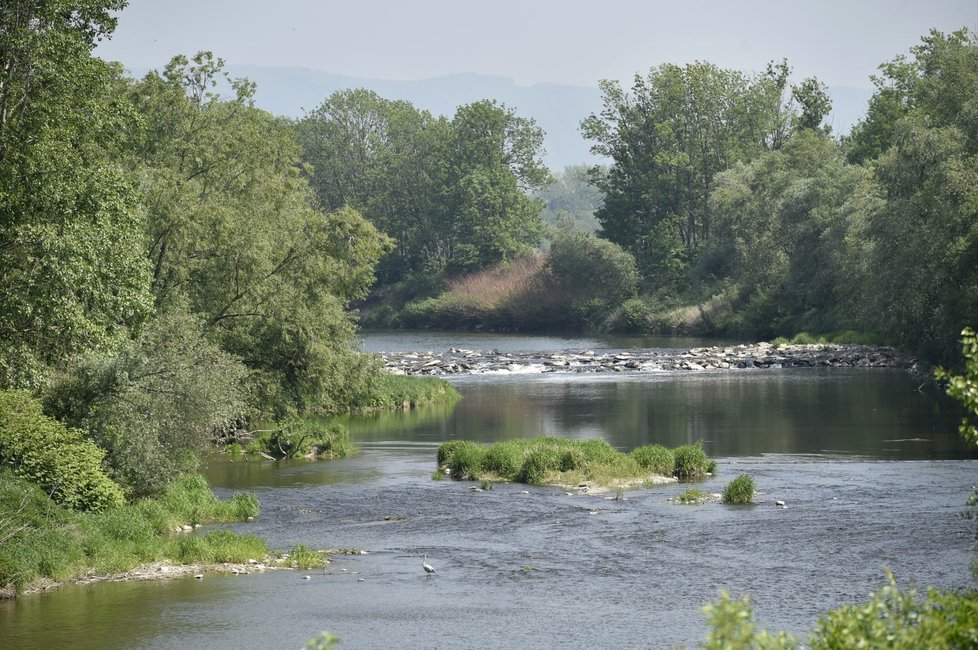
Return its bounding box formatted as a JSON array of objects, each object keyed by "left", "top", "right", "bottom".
[{"left": 3, "top": 332, "right": 977, "bottom": 649}]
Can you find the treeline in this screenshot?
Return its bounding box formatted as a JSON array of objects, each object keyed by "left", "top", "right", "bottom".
[
  {"left": 582, "top": 30, "right": 977, "bottom": 363},
  {"left": 349, "top": 29, "right": 976, "bottom": 366}
]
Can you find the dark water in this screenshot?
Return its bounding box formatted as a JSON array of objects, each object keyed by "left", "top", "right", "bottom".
[{"left": 2, "top": 334, "right": 976, "bottom": 650}]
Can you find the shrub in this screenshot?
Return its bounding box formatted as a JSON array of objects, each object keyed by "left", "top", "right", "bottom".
[
  {"left": 631, "top": 444, "right": 675, "bottom": 475},
  {"left": 0, "top": 390, "right": 125, "bottom": 511},
  {"left": 248, "top": 419, "right": 355, "bottom": 460},
  {"left": 673, "top": 442, "right": 711, "bottom": 480},
  {"left": 722, "top": 475, "right": 756, "bottom": 504},
  {"left": 44, "top": 307, "right": 249, "bottom": 497},
  {"left": 607, "top": 297, "right": 655, "bottom": 333}
]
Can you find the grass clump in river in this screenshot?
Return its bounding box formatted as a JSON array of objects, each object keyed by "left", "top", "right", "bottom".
[
  {"left": 435, "top": 436, "right": 715, "bottom": 488},
  {"left": 245, "top": 418, "right": 355, "bottom": 460},
  {"left": 722, "top": 474, "right": 756, "bottom": 504},
  {"left": 675, "top": 488, "right": 708, "bottom": 504},
  {"left": 362, "top": 374, "right": 460, "bottom": 410},
  {"left": 0, "top": 469, "right": 261, "bottom": 597}
]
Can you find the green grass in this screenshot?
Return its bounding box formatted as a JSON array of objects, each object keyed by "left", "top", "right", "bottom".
[
  {"left": 435, "top": 436, "right": 715, "bottom": 487},
  {"left": 675, "top": 488, "right": 707, "bottom": 504},
  {"left": 245, "top": 419, "right": 356, "bottom": 460},
  {"left": 722, "top": 474, "right": 756, "bottom": 504},
  {"left": 771, "top": 330, "right": 882, "bottom": 346},
  {"left": 673, "top": 442, "right": 713, "bottom": 480},
  {"left": 0, "top": 469, "right": 261, "bottom": 596},
  {"left": 363, "top": 374, "right": 460, "bottom": 410},
  {"left": 279, "top": 544, "right": 327, "bottom": 569}
]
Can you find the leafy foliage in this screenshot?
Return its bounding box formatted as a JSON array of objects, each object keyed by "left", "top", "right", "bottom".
[
  {"left": 127, "top": 53, "right": 393, "bottom": 416},
  {"left": 44, "top": 307, "right": 248, "bottom": 497},
  {"left": 298, "top": 90, "right": 549, "bottom": 282},
  {"left": 0, "top": 390, "right": 124, "bottom": 511},
  {"left": 935, "top": 327, "right": 978, "bottom": 447},
  {"left": 0, "top": 0, "right": 152, "bottom": 389}
]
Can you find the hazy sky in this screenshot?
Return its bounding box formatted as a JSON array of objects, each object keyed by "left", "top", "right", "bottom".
[{"left": 96, "top": 0, "right": 978, "bottom": 89}]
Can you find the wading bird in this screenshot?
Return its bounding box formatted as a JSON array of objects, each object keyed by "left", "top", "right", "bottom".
[{"left": 422, "top": 554, "right": 436, "bottom": 577}]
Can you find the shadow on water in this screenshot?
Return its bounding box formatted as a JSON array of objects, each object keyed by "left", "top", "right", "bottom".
[{"left": 3, "top": 335, "right": 977, "bottom": 649}]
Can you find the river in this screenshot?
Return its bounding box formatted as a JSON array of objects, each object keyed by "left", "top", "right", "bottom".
[{"left": 2, "top": 332, "right": 976, "bottom": 649}]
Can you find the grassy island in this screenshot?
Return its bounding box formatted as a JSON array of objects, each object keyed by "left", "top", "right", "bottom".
[{"left": 436, "top": 437, "right": 715, "bottom": 489}]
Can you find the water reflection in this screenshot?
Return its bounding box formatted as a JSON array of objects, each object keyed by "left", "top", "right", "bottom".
[{"left": 346, "top": 369, "right": 972, "bottom": 459}]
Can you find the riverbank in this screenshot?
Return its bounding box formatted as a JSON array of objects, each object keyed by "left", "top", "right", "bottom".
[{"left": 378, "top": 341, "right": 917, "bottom": 376}]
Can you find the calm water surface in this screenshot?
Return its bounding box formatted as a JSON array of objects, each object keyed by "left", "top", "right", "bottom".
[{"left": 2, "top": 333, "right": 976, "bottom": 649}]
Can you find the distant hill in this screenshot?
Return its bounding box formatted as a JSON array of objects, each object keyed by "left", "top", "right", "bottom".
[{"left": 127, "top": 64, "right": 873, "bottom": 171}]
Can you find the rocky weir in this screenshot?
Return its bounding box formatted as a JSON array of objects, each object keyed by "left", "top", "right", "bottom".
[{"left": 378, "top": 342, "right": 918, "bottom": 377}]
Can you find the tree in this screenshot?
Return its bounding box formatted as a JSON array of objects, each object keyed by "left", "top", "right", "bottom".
[
  {"left": 581, "top": 61, "right": 794, "bottom": 289},
  {"left": 299, "top": 93, "right": 549, "bottom": 281},
  {"left": 127, "top": 54, "right": 392, "bottom": 415},
  {"left": 0, "top": 0, "right": 152, "bottom": 389},
  {"left": 706, "top": 131, "right": 866, "bottom": 336},
  {"left": 44, "top": 306, "right": 248, "bottom": 497},
  {"left": 856, "top": 29, "right": 978, "bottom": 360},
  {"left": 791, "top": 77, "right": 832, "bottom": 133},
  {"left": 536, "top": 165, "right": 604, "bottom": 235}
]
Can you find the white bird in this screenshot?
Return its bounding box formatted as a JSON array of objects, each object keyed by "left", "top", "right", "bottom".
[{"left": 422, "top": 554, "right": 436, "bottom": 577}]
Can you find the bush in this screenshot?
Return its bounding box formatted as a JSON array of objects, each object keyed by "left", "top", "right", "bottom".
[
  {"left": 702, "top": 573, "right": 978, "bottom": 649},
  {"left": 722, "top": 475, "right": 756, "bottom": 504},
  {"left": 44, "top": 307, "right": 249, "bottom": 497},
  {"left": 673, "top": 442, "right": 711, "bottom": 480},
  {"left": 631, "top": 444, "right": 676, "bottom": 475},
  {"left": 607, "top": 298, "right": 655, "bottom": 333},
  {"left": 0, "top": 390, "right": 125, "bottom": 511}
]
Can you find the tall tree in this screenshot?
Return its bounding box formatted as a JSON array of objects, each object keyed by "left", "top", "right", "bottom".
[
  {"left": 581, "top": 61, "right": 793, "bottom": 289},
  {"left": 0, "top": 0, "right": 152, "bottom": 389},
  {"left": 298, "top": 93, "right": 549, "bottom": 281},
  {"left": 857, "top": 29, "right": 978, "bottom": 361},
  {"left": 128, "top": 54, "right": 392, "bottom": 415}
]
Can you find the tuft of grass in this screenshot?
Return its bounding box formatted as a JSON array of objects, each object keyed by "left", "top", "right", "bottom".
[
  {"left": 435, "top": 436, "right": 713, "bottom": 488},
  {"left": 164, "top": 529, "right": 268, "bottom": 564},
  {"left": 675, "top": 488, "right": 707, "bottom": 504},
  {"left": 362, "top": 374, "right": 459, "bottom": 411},
  {"left": 722, "top": 474, "right": 756, "bottom": 504},
  {"left": 631, "top": 444, "right": 675, "bottom": 475},
  {"left": 282, "top": 544, "right": 327, "bottom": 569},
  {"left": 673, "top": 442, "right": 712, "bottom": 480}
]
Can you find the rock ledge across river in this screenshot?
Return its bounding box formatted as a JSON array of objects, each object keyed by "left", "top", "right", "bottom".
[{"left": 377, "top": 342, "right": 916, "bottom": 377}]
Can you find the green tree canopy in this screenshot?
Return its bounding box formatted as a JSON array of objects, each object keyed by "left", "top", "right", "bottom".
[
  {"left": 127, "top": 53, "right": 392, "bottom": 415},
  {"left": 0, "top": 0, "right": 152, "bottom": 389}
]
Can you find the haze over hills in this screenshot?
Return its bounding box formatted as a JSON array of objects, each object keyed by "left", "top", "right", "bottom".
[{"left": 128, "top": 63, "right": 873, "bottom": 171}]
